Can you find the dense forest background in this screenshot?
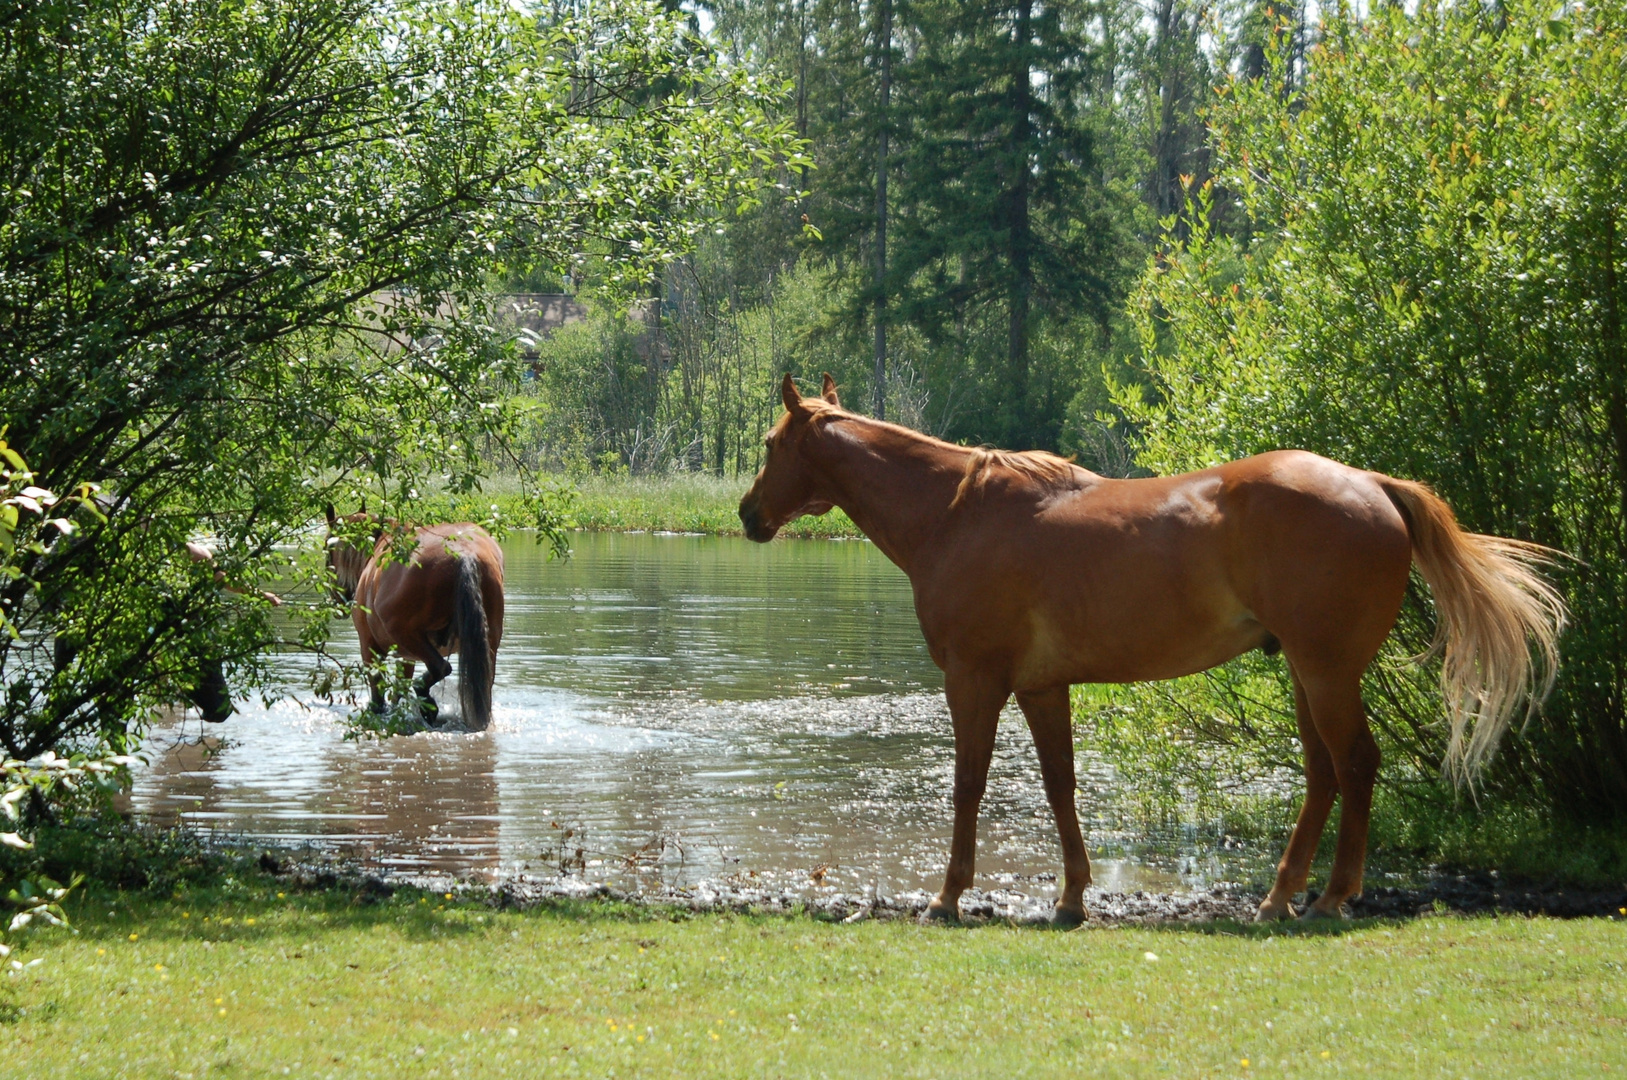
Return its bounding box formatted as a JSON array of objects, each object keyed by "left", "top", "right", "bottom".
[{"left": 520, "top": 0, "right": 1242, "bottom": 475}]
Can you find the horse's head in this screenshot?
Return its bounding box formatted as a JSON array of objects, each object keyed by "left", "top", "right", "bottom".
[
  {"left": 324, "top": 504, "right": 378, "bottom": 604},
  {"left": 738, "top": 373, "right": 842, "bottom": 542}
]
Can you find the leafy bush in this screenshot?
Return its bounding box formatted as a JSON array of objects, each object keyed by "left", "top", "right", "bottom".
[
  {"left": 0, "top": 0, "right": 802, "bottom": 760},
  {"left": 1113, "top": 1, "right": 1627, "bottom": 828}
]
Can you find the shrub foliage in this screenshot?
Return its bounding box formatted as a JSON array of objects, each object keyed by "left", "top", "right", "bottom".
[
  {"left": 1123, "top": 0, "right": 1627, "bottom": 821},
  {"left": 0, "top": 0, "right": 801, "bottom": 761}
]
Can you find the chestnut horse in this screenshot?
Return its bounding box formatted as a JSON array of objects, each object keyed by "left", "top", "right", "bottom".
[
  {"left": 325, "top": 510, "right": 505, "bottom": 731},
  {"left": 739, "top": 374, "right": 1565, "bottom": 923}
]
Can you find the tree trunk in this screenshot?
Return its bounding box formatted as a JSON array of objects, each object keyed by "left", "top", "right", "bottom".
[
  {"left": 1602, "top": 209, "right": 1627, "bottom": 546},
  {"left": 873, "top": 0, "right": 892, "bottom": 421},
  {"left": 1005, "top": 0, "right": 1034, "bottom": 447},
  {"left": 1153, "top": 0, "right": 1180, "bottom": 222}
]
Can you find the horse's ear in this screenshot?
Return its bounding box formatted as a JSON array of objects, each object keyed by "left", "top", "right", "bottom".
[
  {"left": 325, "top": 503, "right": 337, "bottom": 530},
  {"left": 781, "top": 372, "right": 811, "bottom": 418},
  {"left": 820, "top": 372, "right": 841, "bottom": 407}
]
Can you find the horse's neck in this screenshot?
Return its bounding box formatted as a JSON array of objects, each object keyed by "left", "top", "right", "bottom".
[{"left": 813, "top": 419, "right": 968, "bottom": 575}]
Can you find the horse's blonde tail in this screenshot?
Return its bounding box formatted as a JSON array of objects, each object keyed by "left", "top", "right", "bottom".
[
  {"left": 1381, "top": 478, "right": 1567, "bottom": 787},
  {"left": 454, "top": 554, "right": 494, "bottom": 732}
]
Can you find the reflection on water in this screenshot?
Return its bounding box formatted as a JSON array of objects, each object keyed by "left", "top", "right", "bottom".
[{"left": 132, "top": 532, "right": 1233, "bottom": 894}]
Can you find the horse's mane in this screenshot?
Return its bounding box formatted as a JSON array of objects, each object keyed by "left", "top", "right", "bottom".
[
  {"left": 950, "top": 448, "right": 1079, "bottom": 509},
  {"left": 799, "top": 399, "right": 1079, "bottom": 509}
]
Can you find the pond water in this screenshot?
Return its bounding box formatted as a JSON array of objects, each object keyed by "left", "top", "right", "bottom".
[{"left": 130, "top": 531, "right": 1238, "bottom": 898}]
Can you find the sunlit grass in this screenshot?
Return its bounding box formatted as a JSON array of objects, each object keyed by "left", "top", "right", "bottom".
[
  {"left": 469, "top": 472, "right": 863, "bottom": 539},
  {"left": 7, "top": 885, "right": 1625, "bottom": 1078},
  {"left": 568, "top": 472, "right": 861, "bottom": 538}
]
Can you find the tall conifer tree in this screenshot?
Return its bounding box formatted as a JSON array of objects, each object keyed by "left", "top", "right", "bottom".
[{"left": 889, "top": 0, "right": 1121, "bottom": 448}]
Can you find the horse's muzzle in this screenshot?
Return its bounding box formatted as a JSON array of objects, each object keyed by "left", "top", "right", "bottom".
[{"left": 738, "top": 500, "right": 777, "bottom": 543}]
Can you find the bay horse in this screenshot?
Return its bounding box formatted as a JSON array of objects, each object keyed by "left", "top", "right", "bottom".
[
  {"left": 739, "top": 374, "right": 1565, "bottom": 923},
  {"left": 325, "top": 509, "right": 505, "bottom": 731}
]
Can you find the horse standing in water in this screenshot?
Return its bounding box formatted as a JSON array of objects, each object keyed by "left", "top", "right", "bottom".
[
  {"left": 325, "top": 509, "right": 505, "bottom": 731},
  {"left": 739, "top": 374, "right": 1565, "bottom": 923}
]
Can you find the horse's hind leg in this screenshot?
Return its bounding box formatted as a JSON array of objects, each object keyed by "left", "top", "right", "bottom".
[
  {"left": 403, "top": 633, "right": 453, "bottom": 723},
  {"left": 1298, "top": 669, "right": 1381, "bottom": 920},
  {"left": 1258, "top": 667, "right": 1338, "bottom": 921},
  {"left": 1015, "top": 686, "right": 1092, "bottom": 926},
  {"left": 925, "top": 668, "right": 1009, "bottom": 922}
]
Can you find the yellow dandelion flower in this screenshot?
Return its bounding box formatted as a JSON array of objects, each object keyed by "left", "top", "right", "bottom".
[
  {"left": 128, "top": 933, "right": 138, "bottom": 942},
  {"left": 96, "top": 948, "right": 106, "bottom": 956},
  {"left": 709, "top": 1031, "right": 720, "bottom": 1041},
  {"left": 244, "top": 918, "right": 256, "bottom": 925},
  {"left": 182, "top": 912, "right": 190, "bottom": 919},
  {"left": 215, "top": 998, "right": 223, "bottom": 1005},
  {"left": 1241, "top": 1059, "right": 1251, "bottom": 1068},
  {"left": 445, "top": 892, "right": 454, "bottom": 900},
  {"left": 636, "top": 1034, "right": 645, "bottom": 1043},
  {"left": 218, "top": 1008, "right": 227, "bottom": 1017},
  {"left": 1321, "top": 1050, "right": 1332, "bottom": 1059}
]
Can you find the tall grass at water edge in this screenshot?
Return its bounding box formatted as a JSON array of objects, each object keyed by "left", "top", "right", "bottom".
[{"left": 446, "top": 472, "right": 863, "bottom": 539}]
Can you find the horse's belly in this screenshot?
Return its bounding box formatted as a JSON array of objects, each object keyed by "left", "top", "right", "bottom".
[{"left": 1012, "top": 606, "right": 1263, "bottom": 689}]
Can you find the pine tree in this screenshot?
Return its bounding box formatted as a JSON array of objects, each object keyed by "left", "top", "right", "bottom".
[{"left": 890, "top": 0, "right": 1123, "bottom": 448}]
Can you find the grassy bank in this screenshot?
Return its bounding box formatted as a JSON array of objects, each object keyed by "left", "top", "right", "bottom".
[
  {"left": 6, "top": 879, "right": 1625, "bottom": 1079},
  {"left": 568, "top": 473, "right": 861, "bottom": 538},
  {"left": 461, "top": 472, "right": 864, "bottom": 539}
]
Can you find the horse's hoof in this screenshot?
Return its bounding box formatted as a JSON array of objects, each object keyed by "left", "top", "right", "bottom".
[
  {"left": 1255, "top": 899, "right": 1296, "bottom": 922},
  {"left": 1299, "top": 904, "right": 1346, "bottom": 922},
  {"left": 1051, "top": 904, "right": 1086, "bottom": 929},
  {"left": 921, "top": 898, "right": 960, "bottom": 924}
]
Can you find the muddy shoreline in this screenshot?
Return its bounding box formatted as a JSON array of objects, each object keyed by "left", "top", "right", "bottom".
[{"left": 266, "top": 855, "right": 1627, "bottom": 924}]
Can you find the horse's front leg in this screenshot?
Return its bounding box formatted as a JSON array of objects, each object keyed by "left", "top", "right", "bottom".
[
  {"left": 354, "top": 616, "right": 388, "bottom": 714},
  {"left": 925, "top": 668, "right": 1010, "bottom": 923},
  {"left": 363, "top": 660, "right": 387, "bottom": 714},
  {"left": 1016, "top": 686, "right": 1092, "bottom": 926}
]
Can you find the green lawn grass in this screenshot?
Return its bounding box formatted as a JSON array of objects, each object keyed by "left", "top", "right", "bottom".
[{"left": 7, "top": 885, "right": 1625, "bottom": 1078}]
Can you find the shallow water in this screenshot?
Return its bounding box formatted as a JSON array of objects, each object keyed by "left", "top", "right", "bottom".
[{"left": 130, "top": 531, "right": 1237, "bottom": 896}]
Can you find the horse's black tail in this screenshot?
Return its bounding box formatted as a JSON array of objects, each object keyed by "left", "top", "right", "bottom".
[{"left": 454, "top": 554, "right": 494, "bottom": 731}]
